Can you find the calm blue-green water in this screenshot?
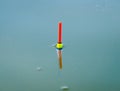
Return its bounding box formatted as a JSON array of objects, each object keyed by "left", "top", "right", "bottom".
[{"left": 0, "top": 0, "right": 120, "bottom": 91}]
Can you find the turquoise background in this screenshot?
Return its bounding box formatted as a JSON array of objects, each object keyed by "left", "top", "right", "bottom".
[{"left": 0, "top": 0, "right": 120, "bottom": 91}]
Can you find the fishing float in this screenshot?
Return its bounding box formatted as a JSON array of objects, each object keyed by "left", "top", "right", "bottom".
[{"left": 55, "top": 22, "right": 64, "bottom": 70}]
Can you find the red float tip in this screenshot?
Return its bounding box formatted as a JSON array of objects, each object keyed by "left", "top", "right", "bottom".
[{"left": 58, "top": 22, "right": 62, "bottom": 43}]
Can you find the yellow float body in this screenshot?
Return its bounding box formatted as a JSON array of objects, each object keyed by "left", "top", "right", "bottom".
[{"left": 56, "top": 43, "right": 64, "bottom": 50}]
